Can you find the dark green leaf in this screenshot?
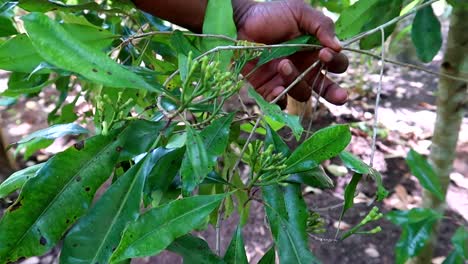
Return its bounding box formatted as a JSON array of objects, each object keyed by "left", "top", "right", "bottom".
[
  {"left": 0, "top": 16, "right": 17, "bottom": 37},
  {"left": 262, "top": 185, "right": 287, "bottom": 241},
  {"left": 144, "top": 147, "right": 185, "bottom": 201},
  {"left": 277, "top": 215, "right": 318, "bottom": 264},
  {"left": 386, "top": 208, "right": 442, "bottom": 264},
  {"left": 359, "top": 0, "right": 404, "bottom": 49},
  {"left": 248, "top": 88, "right": 303, "bottom": 140},
  {"left": 181, "top": 126, "right": 210, "bottom": 195},
  {"left": 61, "top": 150, "right": 158, "bottom": 264},
  {"left": 257, "top": 36, "right": 311, "bottom": 66},
  {"left": 201, "top": 113, "right": 235, "bottom": 166},
  {"left": 224, "top": 225, "right": 248, "bottom": 264},
  {"left": 265, "top": 123, "right": 291, "bottom": 156},
  {"left": 284, "top": 184, "right": 308, "bottom": 242},
  {"left": 257, "top": 247, "right": 276, "bottom": 264},
  {"left": 15, "top": 138, "right": 54, "bottom": 160},
  {"left": 3, "top": 72, "right": 52, "bottom": 97},
  {"left": 22, "top": 13, "right": 159, "bottom": 92},
  {"left": 168, "top": 235, "right": 225, "bottom": 264},
  {"left": 0, "top": 163, "right": 44, "bottom": 199},
  {"left": 339, "top": 151, "right": 389, "bottom": 200},
  {"left": 451, "top": 227, "right": 468, "bottom": 259},
  {"left": 0, "top": 120, "right": 161, "bottom": 262},
  {"left": 411, "top": 1, "right": 442, "bottom": 63},
  {"left": 19, "top": 0, "right": 128, "bottom": 14},
  {"left": 340, "top": 173, "right": 362, "bottom": 219},
  {"left": 110, "top": 194, "right": 226, "bottom": 261},
  {"left": 406, "top": 150, "right": 444, "bottom": 201},
  {"left": 284, "top": 125, "right": 351, "bottom": 174},
  {"left": 286, "top": 166, "right": 334, "bottom": 189},
  {"left": 16, "top": 123, "right": 88, "bottom": 145},
  {"left": 442, "top": 251, "right": 465, "bottom": 264}
]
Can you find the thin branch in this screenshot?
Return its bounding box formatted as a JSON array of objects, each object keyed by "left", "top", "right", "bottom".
[
  {"left": 124, "top": 30, "right": 238, "bottom": 45},
  {"left": 369, "top": 28, "right": 386, "bottom": 167}
]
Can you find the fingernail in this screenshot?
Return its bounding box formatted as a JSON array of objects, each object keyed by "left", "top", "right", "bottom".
[
  {"left": 334, "top": 36, "right": 342, "bottom": 47},
  {"left": 322, "top": 50, "right": 333, "bottom": 63},
  {"left": 282, "top": 62, "right": 293, "bottom": 76}
]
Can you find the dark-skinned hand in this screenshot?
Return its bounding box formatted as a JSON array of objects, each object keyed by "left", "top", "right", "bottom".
[{"left": 235, "top": 0, "right": 349, "bottom": 106}]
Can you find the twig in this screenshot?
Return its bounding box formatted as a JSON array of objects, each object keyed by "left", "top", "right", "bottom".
[{"left": 369, "top": 28, "right": 386, "bottom": 167}]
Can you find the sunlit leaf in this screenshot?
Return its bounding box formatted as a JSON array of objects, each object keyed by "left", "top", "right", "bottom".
[
  {"left": 406, "top": 150, "right": 444, "bottom": 201},
  {"left": 16, "top": 123, "right": 88, "bottom": 145},
  {"left": 284, "top": 125, "right": 350, "bottom": 174},
  {"left": 248, "top": 88, "right": 303, "bottom": 140},
  {"left": 0, "top": 163, "right": 44, "bottom": 199}
]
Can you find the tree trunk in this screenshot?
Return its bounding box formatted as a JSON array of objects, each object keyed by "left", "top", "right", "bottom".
[{"left": 414, "top": 6, "right": 468, "bottom": 264}]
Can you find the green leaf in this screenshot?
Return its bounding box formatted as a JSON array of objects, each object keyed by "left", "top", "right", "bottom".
[
  {"left": 318, "top": 0, "right": 350, "bottom": 13},
  {"left": 359, "top": 0, "right": 404, "bottom": 49},
  {"left": 286, "top": 166, "right": 334, "bottom": 189},
  {"left": 336, "top": 0, "right": 403, "bottom": 47},
  {"left": 451, "top": 227, "right": 468, "bottom": 259},
  {"left": 0, "top": 96, "right": 16, "bottom": 107},
  {"left": 202, "top": 0, "right": 237, "bottom": 69},
  {"left": 277, "top": 215, "right": 319, "bottom": 264},
  {"left": 262, "top": 185, "right": 287, "bottom": 241},
  {"left": 19, "top": 0, "right": 128, "bottom": 13},
  {"left": 248, "top": 88, "right": 303, "bottom": 140},
  {"left": 201, "top": 113, "right": 235, "bottom": 166},
  {"left": 0, "top": 163, "right": 44, "bottom": 199},
  {"left": 0, "top": 120, "right": 161, "bottom": 262},
  {"left": 15, "top": 138, "right": 54, "bottom": 160},
  {"left": 406, "top": 150, "right": 444, "bottom": 201},
  {"left": 284, "top": 125, "right": 351, "bottom": 174},
  {"left": 144, "top": 147, "right": 185, "bottom": 201},
  {"left": 284, "top": 184, "right": 308, "bottom": 242},
  {"left": 22, "top": 13, "right": 159, "bottom": 92},
  {"left": 442, "top": 251, "right": 465, "bottom": 264},
  {"left": 340, "top": 173, "right": 362, "bottom": 219},
  {"left": 224, "top": 225, "right": 248, "bottom": 264},
  {"left": 16, "top": 123, "right": 88, "bottom": 145},
  {"left": 0, "top": 16, "right": 17, "bottom": 37},
  {"left": 167, "top": 235, "right": 225, "bottom": 264},
  {"left": 386, "top": 208, "right": 442, "bottom": 264},
  {"left": 61, "top": 151, "right": 158, "bottom": 264},
  {"left": 257, "top": 247, "right": 276, "bottom": 264},
  {"left": 257, "top": 36, "right": 311, "bottom": 66},
  {"left": 446, "top": 0, "right": 468, "bottom": 9},
  {"left": 110, "top": 194, "right": 226, "bottom": 261},
  {"left": 0, "top": 34, "right": 43, "bottom": 73},
  {"left": 181, "top": 126, "right": 211, "bottom": 195},
  {"left": 339, "top": 151, "right": 389, "bottom": 200},
  {"left": 3, "top": 72, "right": 52, "bottom": 97},
  {"left": 265, "top": 123, "right": 291, "bottom": 156},
  {"left": 411, "top": 1, "right": 442, "bottom": 63}
]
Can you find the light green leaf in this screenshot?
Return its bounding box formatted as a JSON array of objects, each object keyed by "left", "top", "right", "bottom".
[
  {"left": 201, "top": 113, "right": 235, "bottom": 166},
  {"left": 202, "top": 0, "right": 237, "bottom": 69},
  {"left": 411, "top": 1, "right": 442, "bottom": 63},
  {"left": 111, "top": 194, "right": 225, "bottom": 261},
  {"left": 61, "top": 151, "right": 158, "bottom": 264},
  {"left": 406, "top": 150, "right": 444, "bottom": 201},
  {"left": 0, "top": 120, "right": 162, "bottom": 262},
  {"left": 167, "top": 235, "right": 225, "bottom": 264},
  {"left": 3, "top": 72, "right": 52, "bottom": 97},
  {"left": 248, "top": 88, "right": 303, "bottom": 140},
  {"left": 224, "top": 225, "right": 248, "bottom": 264},
  {"left": 0, "top": 163, "right": 44, "bottom": 199},
  {"left": 339, "top": 151, "right": 389, "bottom": 200},
  {"left": 265, "top": 123, "right": 291, "bottom": 156},
  {"left": 19, "top": 0, "right": 129, "bottom": 14},
  {"left": 0, "top": 34, "right": 43, "bottom": 73},
  {"left": 284, "top": 125, "right": 351, "bottom": 174},
  {"left": 22, "top": 13, "right": 159, "bottom": 92},
  {"left": 16, "top": 123, "right": 88, "bottom": 145}
]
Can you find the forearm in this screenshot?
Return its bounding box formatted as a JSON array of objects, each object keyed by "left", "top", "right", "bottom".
[{"left": 132, "top": 0, "right": 253, "bottom": 33}]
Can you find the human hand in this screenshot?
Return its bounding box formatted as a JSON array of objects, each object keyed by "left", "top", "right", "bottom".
[{"left": 234, "top": 0, "right": 349, "bottom": 106}]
